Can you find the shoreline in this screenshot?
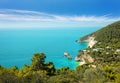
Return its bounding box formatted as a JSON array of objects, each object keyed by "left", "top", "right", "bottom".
[{"left": 76, "top": 36, "right": 96, "bottom": 66}]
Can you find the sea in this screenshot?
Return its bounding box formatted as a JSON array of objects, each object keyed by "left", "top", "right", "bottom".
[{"left": 0, "top": 27, "right": 101, "bottom": 69}]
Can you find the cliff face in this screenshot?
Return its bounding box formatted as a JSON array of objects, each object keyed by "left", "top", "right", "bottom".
[
  {"left": 87, "top": 36, "right": 97, "bottom": 48},
  {"left": 75, "top": 54, "right": 94, "bottom": 66}
]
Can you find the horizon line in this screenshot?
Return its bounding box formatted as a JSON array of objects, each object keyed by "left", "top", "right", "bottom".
[{"left": 0, "top": 9, "right": 120, "bottom": 28}]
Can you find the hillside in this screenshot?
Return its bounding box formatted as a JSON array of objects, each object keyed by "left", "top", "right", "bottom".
[
  {"left": 94, "top": 21, "right": 120, "bottom": 43},
  {"left": 94, "top": 21, "right": 120, "bottom": 49},
  {"left": 76, "top": 21, "right": 120, "bottom": 83},
  {"left": 79, "top": 21, "right": 120, "bottom": 48}
]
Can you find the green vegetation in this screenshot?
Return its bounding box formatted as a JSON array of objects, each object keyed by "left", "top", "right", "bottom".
[
  {"left": 95, "top": 21, "right": 120, "bottom": 43},
  {"left": 0, "top": 21, "right": 120, "bottom": 83},
  {"left": 0, "top": 53, "right": 89, "bottom": 83},
  {"left": 0, "top": 52, "right": 120, "bottom": 83},
  {"left": 0, "top": 53, "right": 120, "bottom": 83},
  {"left": 78, "top": 21, "right": 120, "bottom": 83},
  {"left": 94, "top": 21, "right": 120, "bottom": 49}
]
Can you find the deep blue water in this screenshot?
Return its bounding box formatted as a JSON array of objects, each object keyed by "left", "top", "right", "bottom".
[{"left": 0, "top": 27, "right": 101, "bottom": 69}]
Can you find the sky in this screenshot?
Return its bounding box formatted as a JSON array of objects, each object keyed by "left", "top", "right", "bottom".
[{"left": 0, "top": 0, "right": 120, "bottom": 28}]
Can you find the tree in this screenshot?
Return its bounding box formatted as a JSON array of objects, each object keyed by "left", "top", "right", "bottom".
[
  {"left": 45, "top": 62, "right": 55, "bottom": 75},
  {"left": 30, "top": 52, "right": 46, "bottom": 71}
]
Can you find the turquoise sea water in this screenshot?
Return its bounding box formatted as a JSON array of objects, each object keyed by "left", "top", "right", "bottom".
[{"left": 0, "top": 27, "right": 101, "bottom": 69}]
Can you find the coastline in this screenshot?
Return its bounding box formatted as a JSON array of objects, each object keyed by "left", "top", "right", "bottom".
[{"left": 76, "top": 36, "right": 96, "bottom": 66}]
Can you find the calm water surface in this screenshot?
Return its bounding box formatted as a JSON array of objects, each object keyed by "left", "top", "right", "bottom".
[{"left": 0, "top": 27, "right": 101, "bottom": 69}]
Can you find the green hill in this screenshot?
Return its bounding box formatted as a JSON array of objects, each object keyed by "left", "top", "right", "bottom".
[
  {"left": 78, "top": 21, "right": 120, "bottom": 83},
  {"left": 79, "top": 21, "right": 120, "bottom": 48},
  {"left": 94, "top": 21, "right": 120, "bottom": 49},
  {"left": 94, "top": 21, "right": 120, "bottom": 43}
]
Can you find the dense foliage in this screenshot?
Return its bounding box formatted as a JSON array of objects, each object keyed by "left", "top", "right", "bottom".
[
  {"left": 0, "top": 52, "right": 120, "bottom": 83},
  {"left": 95, "top": 21, "right": 120, "bottom": 43},
  {"left": 86, "top": 21, "right": 120, "bottom": 83},
  {"left": 93, "top": 21, "right": 120, "bottom": 49}
]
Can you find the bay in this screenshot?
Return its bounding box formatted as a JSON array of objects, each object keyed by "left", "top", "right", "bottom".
[{"left": 0, "top": 27, "right": 101, "bottom": 69}]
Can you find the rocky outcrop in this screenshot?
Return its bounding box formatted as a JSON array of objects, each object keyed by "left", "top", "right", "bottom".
[{"left": 75, "top": 54, "right": 94, "bottom": 66}]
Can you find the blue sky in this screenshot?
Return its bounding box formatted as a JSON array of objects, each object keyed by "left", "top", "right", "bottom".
[{"left": 0, "top": 0, "right": 120, "bottom": 28}]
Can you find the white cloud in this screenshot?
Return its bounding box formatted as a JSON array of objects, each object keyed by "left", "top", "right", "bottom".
[{"left": 0, "top": 9, "right": 120, "bottom": 28}]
